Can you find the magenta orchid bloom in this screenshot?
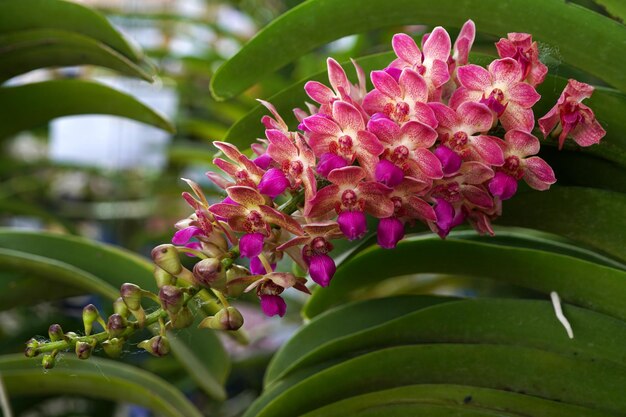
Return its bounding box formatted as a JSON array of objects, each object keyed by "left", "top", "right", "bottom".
[
  {"left": 265, "top": 128, "right": 318, "bottom": 206},
  {"left": 450, "top": 20, "right": 476, "bottom": 71},
  {"left": 538, "top": 79, "right": 606, "bottom": 150},
  {"left": 305, "top": 58, "right": 367, "bottom": 111},
  {"left": 208, "top": 141, "right": 266, "bottom": 190},
  {"left": 388, "top": 27, "right": 452, "bottom": 99},
  {"left": 430, "top": 161, "right": 495, "bottom": 211},
  {"left": 451, "top": 58, "right": 541, "bottom": 132},
  {"left": 230, "top": 272, "right": 309, "bottom": 317},
  {"left": 496, "top": 33, "right": 548, "bottom": 87},
  {"left": 367, "top": 116, "right": 442, "bottom": 184},
  {"left": 363, "top": 68, "right": 437, "bottom": 127},
  {"left": 304, "top": 100, "right": 384, "bottom": 176},
  {"left": 306, "top": 166, "right": 394, "bottom": 240},
  {"left": 429, "top": 101, "right": 504, "bottom": 166},
  {"left": 489, "top": 129, "right": 556, "bottom": 200}
]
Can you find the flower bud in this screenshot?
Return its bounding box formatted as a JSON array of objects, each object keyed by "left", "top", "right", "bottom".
[
  {"left": 107, "top": 314, "right": 127, "bottom": 339},
  {"left": 120, "top": 283, "right": 142, "bottom": 311},
  {"left": 48, "top": 324, "right": 64, "bottom": 342},
  {"left": 25, "top": 338, "right": 39, "bottom": 358},
  {"left": 82, "top": 304, "right": 100, "bottom": 336},
  {"left": 159, "top": 285, "right": 184, "bottom": 315},
  {"left": 113, "top": 297, "right": 129, "bottom": 318},
  {"left": 42, "top": 353, "right": 56, "bottom": 369},
  {"left": 192, "top": 258, "right": 225, "bottom": 289},
  {"left": 154, "top": 266, "right": 176, "bottom": 288},
  {"left": 169, "top": 307, "right": 194, "bottom": 329},
  {"left": 225, "top": 265, "right": 252, "bottom": 297},
  {"left": 102, "top": 338, "right": 124, "bottom": 358},
  {"left": 151, "top": 244, "right": 182, "bottom": 276},
  {"left": 198, "top": 307, "right": 243, "bottom": 331},
  {"left": 138, "top": 335, "right": 170, "bottom": 357},
  {"left": 75, "top": 340, "right": 95, "bottom": 360},
  {"left": 308, "top": 254, "right": 336, "bottom": 287}
]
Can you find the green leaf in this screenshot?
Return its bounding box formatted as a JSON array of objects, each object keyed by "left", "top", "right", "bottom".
[
  {"left": 264, "top": 295, "right": 454, "bottom": 385},
  {"left": 0, "top": 29, "right": 153, "bottom": 83},
  {"left": 590, "top": 0, "right": 626, "bottom": 22},
  {"left": 0, "top": 80, "right": 175, "bottom": 139},
  {"left": 301, "top": 384, "right": 610, "bottom": 417},
  {"left": 0, "top": 354, "right": 202, "bottom": 417},
  {"left": 211, "top": 0, "right": 626, "bottom": 99},
  {"left": 270, "top": 298, "right": 626, "bottom": 386},
  {"left": 303, "top": 235, "right": 626, "bottom": 319},
  {"left": 0, "top": 229, "right": 229, "bottom": 400},
  {"left": 0, "top": 0, "right": 141, "bottom": 61}
]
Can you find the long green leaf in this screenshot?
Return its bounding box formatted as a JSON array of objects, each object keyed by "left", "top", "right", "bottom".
[
  {"left": 245, "top": 344, "right": 626, "bottom": 417},
  {"left": 211, "top": 0, "right": 626, "bottom": 99},
  {"left": 0, "top": 354, "right": 202, "bottom": 417},
  {"left": 0, "top": 229, "right": 229, "bottom": 400},
  {"left": 269, "top": 298, "right": 626, "bottom": 385},
  {"left": 303, "top": 235, "right": 626, "bottom": 319},
  {"left": 0, "top": 0, "right": 141, "bottom": 61},
  {"left": 0, "top": 80, "right": 175, "bottom": 138},
  {"left": 0, "top": 29, "right": 152, "bottom": 83},
  {"left": 591, "top": 0, "right": 626, "bottom": 22},
  {"left": 265, "top": 295, "right": 454, "bottom": 385},
  {"left": 301, "top": 384, "right": 610, "bottom": 417}
]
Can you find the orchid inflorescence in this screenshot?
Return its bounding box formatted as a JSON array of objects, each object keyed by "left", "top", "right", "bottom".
[{"left": 27, "top": 21, "right": 605, "bottom": 367}]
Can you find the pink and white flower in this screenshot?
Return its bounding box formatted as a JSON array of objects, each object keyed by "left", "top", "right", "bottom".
[{"left": 496, "top": 33, "right": 547, "bottom": 87}]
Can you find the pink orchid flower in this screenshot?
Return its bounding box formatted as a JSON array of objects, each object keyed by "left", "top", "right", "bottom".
[
  {"left": 367, "top": 116, "right": 442, "bottom": 184},
  {"left": 388, "top": 27, "right": 452, "bottom": 99},
  {"left": 362, "top": 68, "right": 437, "bottom": 127},
  {"left": 265, "top": 129, "right": 318, "bottom": 205},
  {"left": 538, "top": 79, "right": 606, "bottom": 149},
  {"left": 208, "top": 141, "right": 266, "bottom": 190},
  {"left": 429, "top": 161, "right": 495, "bottom": 211},
  {"left": 489, "top": 129, "right": 556, "bottom": 200},
  {"left": 450, "top": 20, "right": 476, "bottom": 71},
  {"left": 230, "top": 272, "right": 309, "bottom": 317},
  {"left": 304, "top": 58, "right": 367, "bottom": 111},
  {"left": 450, "top": 58, "right": 541, "bottom": 132},
  {"left": 306, "top": 166, "right": 394, "bottom": 240},
  {"left": 429, "top": 101, "right": 504, "bottom": 166},
  {"left": 303, "top": 100, "right": 384, "bottom": 176},
  {"left": 279, "top": 222, "right": 343, "bottom": 287},
  {"left": 496, "top": 33, "right": 547, "bottom": 87}
]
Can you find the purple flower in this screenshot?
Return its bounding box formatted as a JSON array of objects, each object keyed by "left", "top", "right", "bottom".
[
  {"left": 308, "top": 254, "right": 336, "bottom": 287},
  {"left": 171, "top": 226, "right": 203, "bottom": 245},
  {"left": 260, "top": 294, "right": 287, "bottom": 317},
  {"left": 239, "top": 233, "right": 265, "bottom": 258},
  {"left": 433, "top": 146, "right": 462, "bottom": 176},
  {"left": 316, "top": 152, "right": 348, "bottom": 178},
  {"left": 258, "top": 168, "right": 290, "bottom": 198},
  {"left": 488, "top": 171, "right": 518, "bottom": 200},
  {"left": 254, "top": 153, "right": 273, "bottom": 170},
  {"left": 375, "top": 159, "right": 404, "bottom": 187},
  {"left": 250, "top": 256, "right": 276, "bottom": 275},
  {"left": 337, "top": 210, "right": 367, "bottom": 241},
  {"left": 377, "top": 217, "right": 405, "bottom": 249},
  {"left": 434, "top": 199, "right": 465, "bottom": 238}
]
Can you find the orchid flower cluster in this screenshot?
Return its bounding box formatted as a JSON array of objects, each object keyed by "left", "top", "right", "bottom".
[
  {"left": 26, "top": 21, "right": 607, "bottom": 368},
  {"left": 175, "top": 21, "right": 605, "bottom": 317}
]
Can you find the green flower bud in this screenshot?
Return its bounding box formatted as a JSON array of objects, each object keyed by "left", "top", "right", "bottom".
[
  {"left": 48, "top": 324, "right": 64, "bottom": 342},
  {"left": 120, "top": 283, "right": 143, "bottom": 311},
  {"left": 151, "top": 244, "right": 182, "bottom": 276},
  {"left": 192, "top": 258, "right": 226, "bottom": 289},
  {"left": 225, "top": 265, "right": 253, "bottom": 297},
  {"left": 198, "top": 306, "right": 244, "bottom": 331},
  {"left": 25, "top": 338, "right": 40, "bottom": 358},
  {"left": 138, "top": 335, "right": 170, "bottom": 357},
  {"left": 42, "top": 353, "right": 56, "bottom": 369},
  {"left": 82, "top": 304, "right": 100, "bottom": 336},
  {"left": 113, "top": 297, "right": 129, "bottom": 318},
  {"left": 102, "top": 338, "right": 124, "bottom": 358},
  {"left": 154, "top": 266, "right": 176, "bottom": 288},
  {"left": 107, "top": 314, "right": 127, "bottom": 338},
  {"left": 75, "top": 340, "right": 95, "bottom": 360},
  {"left": 169, "top": 306, "right": 194, "bottom": 329},
  {"left": 159, "top": 285, "right": 183, "bottom": 315}
]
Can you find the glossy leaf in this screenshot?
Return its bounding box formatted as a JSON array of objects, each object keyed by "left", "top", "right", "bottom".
[
  {"left": 0, "top": 0, "right": 141, "bottom": 61},
  {"left": 211, "top": 0, "right": 626, "bottom": 99},
  {"left": 591, "top": 0, "right": 626, "bottom": 21},
  {"left": 246, "top": 344, "right": 626, "bottom": 416},
  {"left": 0, "top": 80, "right": 175, "bottom": 139},
  {"left": 302, "top": 384, "right": 610, "bottom": 417},
  {"left": 303, "top": 234, "right": 626, "bottom": 318},
  {"left": 270, "top": 298, "right": 626, "bottom": 385},
  {"left": 0, "top": 29, "right": 152, "bottom": 83},
  {"left": 0, "top": 354, "right": 202, "bottom": 417}
]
